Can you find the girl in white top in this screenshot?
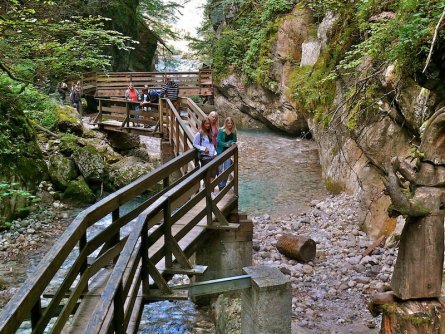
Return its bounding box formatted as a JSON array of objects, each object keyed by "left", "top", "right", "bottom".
[{"left": 193, "top": 117, "right": 216, "bottom": 162}]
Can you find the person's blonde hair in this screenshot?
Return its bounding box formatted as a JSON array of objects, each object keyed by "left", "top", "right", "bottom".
[{"left": 222, "top": 117, "right": 236, "bottom": 133}]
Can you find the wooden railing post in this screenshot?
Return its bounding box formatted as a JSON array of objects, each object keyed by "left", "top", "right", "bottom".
[
  {"left": 141, "top": 221, "right": 149, "bottom": 295},
  {"left": 113, "top": 281, "right": 125, "bottom": 334},
  {"left": 175, "top": 121, "right": 180, "bottom": 155},
  {"left": 31, "top": 298, "right": 42, "bottom": 330},
  {"left": 79, "top": 232, "right": 88, "bottom": 292},
  {"left": 159, "top": 98, "right": 164, "bottom": 136},
  {"left": 169, "top": 109, "right": 174, "bottom": 145},
  {"left": 126, "top": 102, "right": 130, "bottom": 127},
  {"left": 234, "top": 148, "right": 239, "bottom": 196},
  {"left": 98, "top": 99, "right": 103, "bottom": 123},
  {"left": 163, "top": 200, "right": 172, "bottom": 269},
  {"left": 112, "top": 208, "right": 120, "bottom": 264}
]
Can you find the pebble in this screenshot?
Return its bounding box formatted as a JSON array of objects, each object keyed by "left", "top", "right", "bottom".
[{"left": 252, "top": 193, "right": 392, "bottom": 333}]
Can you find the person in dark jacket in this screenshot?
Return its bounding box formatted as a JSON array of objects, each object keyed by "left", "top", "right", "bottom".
[
  {"left": 160, "top": 76, "right": 179, "bottom": 108},
  {"left": 70, "top": 84, "right": 81, "bottom": 112},
  {"left": 58, "top": 81, "right": 69, "bottom": 104}
]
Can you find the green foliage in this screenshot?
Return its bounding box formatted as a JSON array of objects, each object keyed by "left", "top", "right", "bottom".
[
  {"left": 0, "top": 0, "right": 135, "bottom": 86},
  {"left": 0, "top": 74, "right": 59, "bottom": 129},
  {"left": 0, "top": 183, "right": 38, "bottom": 204},
  {"left": 138, "top": 0, "right": 184, "bottom": 40},
  {"left": 193, "top": 0, "right": 296, "bottom": 83}
]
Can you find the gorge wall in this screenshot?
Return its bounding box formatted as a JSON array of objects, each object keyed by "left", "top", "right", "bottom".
[{"left": 212, "top": 4, "right": 445, "bottom": 237}]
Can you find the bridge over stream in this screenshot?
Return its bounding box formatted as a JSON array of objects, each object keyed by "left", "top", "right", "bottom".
[{"left": 0, "top": 72, "right": 291, "bottom": 334}]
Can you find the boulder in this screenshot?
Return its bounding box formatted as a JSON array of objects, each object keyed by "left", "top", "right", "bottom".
[
  {"left": 72, "top": 145, "right": 106, "bottom": 182},
  {"left": 79, "top": 137, "right": 123, "bottom": 164},
  {"left": 63, "top": 177, "right": 96, "bottom": 203},
  {"left": 48, "top": 154, "right": 79, "bottom": 190},
  {"left": 56, "top": 105, "right": 83, "bottom": 135},
  {"left": 107, "top": 132, "right": 140, "bottom": 150},
  {"left": 107, "top": 156, "right": 155, "bottom": 191}
]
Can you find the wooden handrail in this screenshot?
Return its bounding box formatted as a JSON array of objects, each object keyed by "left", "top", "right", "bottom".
[
  {"left": 85, "top": 145, "right": 238, "bottom": 333},
  {"left": 0, "top": 91, "right": 235, "bottom": 334},
  {"left": 0, "top": 150, "right": 196, "bottom": 333}
]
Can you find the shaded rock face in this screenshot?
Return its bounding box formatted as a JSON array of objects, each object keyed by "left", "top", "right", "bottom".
[
  {"left": 215, "top": 7, "right": 313, "bottom": 135},
  {"left": 0, "top": 85, "right": 48, "bottom": 224},
  {"left": 64, "top": 177, "right": 96, "bottom": 203},
  {"left": 107, "top": 132, "right": 140, "bottom": 151}
]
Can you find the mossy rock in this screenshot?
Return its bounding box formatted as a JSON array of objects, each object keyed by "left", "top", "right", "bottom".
[
  {"left": 107, "top": 156, "right": 155, "bottom": 191},
  {"left": 63, "top": 177, "right": 96, "bottom": 203},
  {"left": 72, "top": 145, "right": 106, "bottom": 182},
  {"left": 79, "top": 137, "right": 123, "bottom": 164},
  {"left": 56, "top": 105, "right": 83, "bottom": 135},
  {"left": 60, "top": 134, "right": 81, "bottom": 156},
  {"left": 49, "top": 154, "right": 79, "bottom": 190}
]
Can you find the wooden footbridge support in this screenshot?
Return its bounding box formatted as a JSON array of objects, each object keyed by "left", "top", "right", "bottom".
[{"left": 0, "top": 91, "right": 292, "bottom": 333}]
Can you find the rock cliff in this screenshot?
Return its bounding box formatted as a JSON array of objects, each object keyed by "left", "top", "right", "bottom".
[{"left": 213, "top": 5, "right": 445, "bottom": 237}]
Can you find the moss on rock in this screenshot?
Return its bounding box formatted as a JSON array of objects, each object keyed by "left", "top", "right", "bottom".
[
  {"left": 49, "top": 154, "right": 79, "bottom": 190},
  {"left": 72, "top": 145, "right": 106, "bottom": 182},
  {"left": 56, "top": 105, "right": 83, "bottom": 135},
  {"left": 63, "top": 177, "right": 96, "bottom": 203},
  {"left": 107, "top": 156, "right": 154, "bottom": 191}
]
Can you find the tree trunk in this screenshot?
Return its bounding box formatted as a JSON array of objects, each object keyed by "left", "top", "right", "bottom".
[
  {"left": 276, "top": 235, "right": 316, "bottom": 262},
  {"left": 379, "top": 299, "right": 445, "bottom": 334},
  {"left": 391, "top": 215, "right": 444, "bottom": 299}
]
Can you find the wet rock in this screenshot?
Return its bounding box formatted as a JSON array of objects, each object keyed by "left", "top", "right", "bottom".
[
  {"left": 63, "top": 177, "right": 96, "bottom": 203},
  {"left": 48, "top": 155, "right": 79, "bottom": 190}
]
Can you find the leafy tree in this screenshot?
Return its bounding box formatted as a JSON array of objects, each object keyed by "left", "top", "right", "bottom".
[
  {"left": 0, "top": 0, "right": 135, "bottom": 89},
  {"left": 138, "top": 0, "right": 184, "bottom": 41}
]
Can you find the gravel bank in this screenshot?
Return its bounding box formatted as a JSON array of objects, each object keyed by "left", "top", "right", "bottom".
[{"left": 253, "top": 193, "right": 396, "bottom": 333}]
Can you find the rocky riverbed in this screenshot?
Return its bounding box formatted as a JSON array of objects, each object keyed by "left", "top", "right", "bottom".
[
  {"left": 253, "top": 193, "right": 397, "bottom": 333},
  {"left": 0, "top": 189, "right": 78, "bottom": 309}
]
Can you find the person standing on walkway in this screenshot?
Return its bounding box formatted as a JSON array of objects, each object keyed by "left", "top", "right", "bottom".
[
  {"left": 58, "top": 81, "right": 69, "bottom": 104},
  {"left": 208, "top": 111, "right": 219, "bottom": 148},
  {"left": 216, "top": 117, "right": 237, "bottom": 190},
  {"left": 125, "top": 82, "right": 140, "bottom": 126},
  {"left": 70, "top": 84, "right": 81, "bottom": 112},
  {"left": 160, "top": 76, "right": 179, "bottom": 108},
  {"left": 193, "top": 117, "right": 217, "bottom": 196}
]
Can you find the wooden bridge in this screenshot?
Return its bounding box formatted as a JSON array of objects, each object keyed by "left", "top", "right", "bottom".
[
  {"left": 0, "top": 94, "right": 254, "bottom": 333},
  {"left": 77, "top": 70, "right": 213, "bottom": 136}
]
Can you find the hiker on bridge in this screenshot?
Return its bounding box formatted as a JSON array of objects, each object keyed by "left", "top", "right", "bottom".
[
  {"left": 125, "top": 82, "right": 140, "bottom": 126},
  {"left": 160, "top": 76, "right": 179, "bottom": 108},
  {"left": 217, "top": 117, "right": 237, "bottom": 190},
  {"left": 209, "top": 111, "right": 219, "bottom": 147}
]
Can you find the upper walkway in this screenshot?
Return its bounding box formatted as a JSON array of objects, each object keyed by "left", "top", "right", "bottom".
[{"left": 0, "top": 88, "right": 246, "bottom": 333}]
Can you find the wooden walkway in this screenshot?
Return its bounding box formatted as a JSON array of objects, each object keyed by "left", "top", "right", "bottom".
[{"left": 0, "top": 93, "right": 241, "bottom": 334}]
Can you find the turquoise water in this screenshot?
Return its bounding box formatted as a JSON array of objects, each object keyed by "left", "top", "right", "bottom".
[{"left": 238, "top": 128, "right": 327, "bottom": 217}]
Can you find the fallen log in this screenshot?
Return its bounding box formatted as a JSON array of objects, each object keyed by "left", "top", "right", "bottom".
[{"left": 276, "top": 234, "right": 316, "bottom": 262}]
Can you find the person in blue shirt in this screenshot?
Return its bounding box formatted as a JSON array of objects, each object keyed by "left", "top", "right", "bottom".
[{"left": 216, "top": 117, "right": 237, "bottom": 190}]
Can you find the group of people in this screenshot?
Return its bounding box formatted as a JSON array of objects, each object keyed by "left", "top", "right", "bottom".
[
  {"left": 193, "top": 111, "right": 237, "bottom": 197},
  {"left": 58, "top": 81, "right": 81, "bottom": 112},
  {"left": 124, "top": 77, "right": 179, "bottom": 126}
]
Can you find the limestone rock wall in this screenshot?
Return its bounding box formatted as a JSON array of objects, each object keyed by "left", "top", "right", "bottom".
[{"left": 215, "top": 8, "right": 444, "bottom": 236}]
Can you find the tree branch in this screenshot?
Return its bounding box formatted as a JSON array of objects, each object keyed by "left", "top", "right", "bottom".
[{"left": 422, "top": 8, "right": 445, "bottom": 73}]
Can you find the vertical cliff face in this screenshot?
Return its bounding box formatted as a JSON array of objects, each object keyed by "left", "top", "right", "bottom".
[
  {"left": 210, "top": 2, "right": 445, "bottom": 236},
  {"left": 85, "top": 0, "right": 158, "bottom": 71}
]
